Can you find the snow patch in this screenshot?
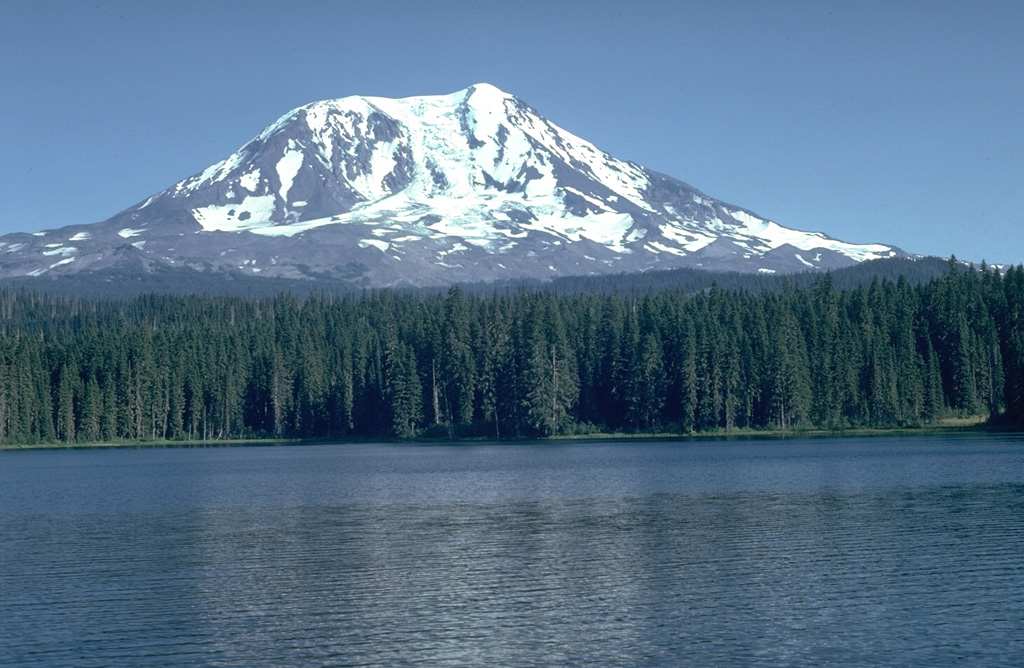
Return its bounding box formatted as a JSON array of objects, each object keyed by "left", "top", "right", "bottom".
[
  {"left": 358, "top": 239, "right": 389, "bottom": 252},
  {"left": 520, "top": 211, "right": 636, "bottom": 252},
  {"left": 118, "top": 228, "right": 144, "bottom": 238},
  {"left": 353, "top": 142, "right": 402, "bottom": 200},
  {"left": 276, "top": 143, "right": 304, "bottom": 202},
  {"left": 192, "top": 195, "right": 277, "bottom": 232},
  {"left": 660, "top": 224, "right": 714, "bottom": 252},
  {"left": 239, "top": 169, "right": 261, "bottom": 192},
  {"left": 439, "top": 243, "right": 469, "bottom": 256},
  {"left": 42, "top": 246, "right": 76, "bottom": 257},
  {"left": 647, "top": 241, "right": 687, "bottom": 256},
  {"left": 724, "top": 209, "right": 893, "bottom": 261},
  {"left": 27, "top": 257, "right": 75, "bottom": 276},
  {"left": 561, "top": 186, "right": 610, "bottom": 212},
  {"left": 69, "top": 232, "right": 91, "bottom": 241},
  {"left": 794, "top": 253, "right": 815, "bottom": 268},
  {"left": 624, "top": 228, "right": 647, "bottom": 243}
]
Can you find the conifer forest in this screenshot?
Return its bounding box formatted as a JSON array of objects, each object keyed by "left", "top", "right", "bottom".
[{"left": 1, "top": 261, "right": 1022, "bottom": 445}]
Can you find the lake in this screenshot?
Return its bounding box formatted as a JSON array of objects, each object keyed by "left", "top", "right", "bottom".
[{"left": 2, "top": 434, "right": 1023, "bottom": 666}]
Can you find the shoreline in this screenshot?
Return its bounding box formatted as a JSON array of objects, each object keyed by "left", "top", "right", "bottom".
[{"left": 2, "top": 417, "right": 1017, "bottom": 452}]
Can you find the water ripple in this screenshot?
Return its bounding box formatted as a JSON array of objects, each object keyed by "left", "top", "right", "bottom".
[{"left": 2, "top": 438, "right": 1023, "bottom": 666}]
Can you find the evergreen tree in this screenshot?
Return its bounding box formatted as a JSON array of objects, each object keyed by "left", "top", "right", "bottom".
[
  {"left": 522, "top": 293, "right": 578, "bottom": 436},
  {"left": 765, "top": 300, "right": 812, "bottom": 429},
  {"left": 440, "top": 286, "right": 476, "bottom": 430},
  {"left": 626, "top": 332, "right": 666, "bottom": 432},
  {"left": 384, "top": 339, "right": 423, "bottom": 440}
]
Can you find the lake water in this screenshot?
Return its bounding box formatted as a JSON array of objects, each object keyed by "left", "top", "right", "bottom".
[{"left": 2, "top": 434, "right": 1023, "bottom": 667}]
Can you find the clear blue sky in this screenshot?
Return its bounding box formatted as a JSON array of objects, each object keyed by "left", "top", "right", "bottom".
[{"left": 2, "top": 0, "right": 1021, "bottom": 265}]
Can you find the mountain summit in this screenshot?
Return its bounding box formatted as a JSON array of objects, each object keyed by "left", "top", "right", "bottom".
[{"left": 0, "top": 84, "right": 904, "bottom": 287}]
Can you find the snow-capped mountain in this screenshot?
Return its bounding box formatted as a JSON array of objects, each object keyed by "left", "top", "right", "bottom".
[{"left": 0, "top": 83, "right": 905, "bottom": 287}]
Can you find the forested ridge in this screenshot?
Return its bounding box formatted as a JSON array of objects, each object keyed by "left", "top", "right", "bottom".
[
  {"left": 0, "top": 259, "right": 1022, "bottom": 445},
  {"left": 0, "top": 255, "right": 952, "bottom": 300}
]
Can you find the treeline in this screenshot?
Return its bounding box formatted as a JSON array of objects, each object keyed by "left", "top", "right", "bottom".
[
  {"left": 0, "top": 260, "right": 1021, "bottom": 444},
  {"left": 1, "top": 255, "right": 951, "bottom": 301},
  {"left": 536, "top": 256, "right": 954, "bottom": 296}
]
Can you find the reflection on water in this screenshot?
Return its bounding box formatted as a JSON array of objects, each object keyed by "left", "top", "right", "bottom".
[{"left": 2, "top": 435, "right": 1023, "bottom": 666}]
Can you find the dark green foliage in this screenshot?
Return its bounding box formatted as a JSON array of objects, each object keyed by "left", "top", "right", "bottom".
[{"left": 0, "top": 260, "right": 1021, "bottom": 445}]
